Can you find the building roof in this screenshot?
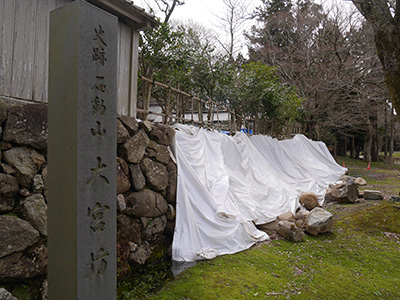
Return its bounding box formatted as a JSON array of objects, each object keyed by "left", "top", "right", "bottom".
[{"left": 86, "top": 0, "right": 160, "bottom": 30}]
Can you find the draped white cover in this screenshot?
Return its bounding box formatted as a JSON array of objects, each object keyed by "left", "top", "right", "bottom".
[{"left": 171, "top": 125, "right": 346, "bottom": 262}]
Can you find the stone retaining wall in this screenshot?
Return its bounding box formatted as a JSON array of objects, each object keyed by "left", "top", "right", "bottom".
[{"left": 0, "top": 99, "right": 177, "bottom": 290}]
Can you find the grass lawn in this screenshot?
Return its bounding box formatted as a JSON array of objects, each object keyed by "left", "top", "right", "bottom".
[{"left": 122, "top": 155, "right": 400, "bottom": 300}]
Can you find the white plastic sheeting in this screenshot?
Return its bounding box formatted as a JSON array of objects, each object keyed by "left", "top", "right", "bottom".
[{"left": 171, "top": 125, "right": 346, "bottom": 262}]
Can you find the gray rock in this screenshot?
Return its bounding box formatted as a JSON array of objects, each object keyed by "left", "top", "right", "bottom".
[
  {"left": 148, "top": 123, "right": 175, "bottom": 146},
  {"left": 117, "top": 119, "right": 129, "bottom": 144},
  {"left": 354, "top": 177, "right": 367, "bottom": 186},
  {"left": 129, "top": 241, "right": 152, "bottom": 265},
  {"left": 0, "top": 163, "right": 15, "bottom": 175},
  {"left": 0, "top": 242, "right": 47, "bottom": 280},
  {"left": 120, "top": 129, "right": 149, "bottom": 163},
  {"left": 32, "top": 174, "right": 44, "bottom": 194},
  {"left": 129, "top": 164, "right": 146, "bottom": 191},
  {"left": 166, "top": 161, "right": 177, "bottom": 204},
  {"left": 324, "top": 188, "right": 335, "bottom": 202},
  {"left": 0, "top": 287, "right": 18, "bottom": 300},
  {"left": 3, "top": 103, "right": 48, "bottom": 149},
  {"left": 295, "top": 208, "right": 310, "bottom": 220},
  {"left": 330, "top": 180, "right": 359, "bottom": 203},
  {"left": 139, "top": 120, "right": 152, "bottom": 133},
  {"left": 41, "top": 280, "right": 48, "bottom": 300},
  {"left": 0, "top": 215, "right": 40, "bottom": 258},
  {"left": 277, "top": 221, "right": 304, "bottom": 242},
  {"left": 0, "top": 173, "right": 19, "bottom": 198},
  {"left": 389, "top": 195, "right": 400, "bottom": 202},
  {"left": 364, "top": 190, "right": 384, "bottom": 200},
  {"left": 141, "top": 158, "right": 168, "bottom": 192},
  {"left": 3, "top": 147, "right": 46, "bottom": 188},
  {"left": 146, "top": 140, "right": 171, "bottom": 165},
  {"left": 41, "top": 165, "right": 48, "bottom": 197},
  {"left": 300, "top": 192, "right": 319, "bottom": 210},
  {"left": 119, "top": 115, "right": 139, "bottom": 135},
  {"left": 143, "top": 215, "right": 167, "bottom": 241},
  {"left": 305, "top": 207, "right": 334, "bottom": 236},
  {"left": 125, "top": 189, "right": 168, "bottom": 218},
  {"left": 20, "top": 194, "right": 48, "bottom": 237},
  {"left": 19, "top": 188, "right": 31, "bottom": 197},
  {"left": 117, "top": 158, "right": 131, "bottom": 194},
  {"left": 117, "top": 214, "right": 141, "bottom": 244},
  {"left": 0, "top": 197, "right": 14, "bottom": 213},
  {"left": 117, "top": 194, "right": 126, "bottom": 212},
  {"left": 166, "top": 204, "right": 176, "bottom": 221}
]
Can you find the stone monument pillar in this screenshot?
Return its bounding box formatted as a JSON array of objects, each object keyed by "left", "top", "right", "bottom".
[{"left": 48, "top": 1, "right": 117, "bottom": 299}]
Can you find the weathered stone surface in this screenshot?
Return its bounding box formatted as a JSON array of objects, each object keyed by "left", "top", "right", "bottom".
[
  {"left": 389, "top": 195, "right": 400, "bottom": 202},
  {"left": 0, "top": 242, "right": 47, "bottom": 280},
  {"left": 354, "top": 177, "right": 367, "bottom": 186},
  {"left": 117, "top": 119, "right": 130, "bottom": 144},
  {"left": 257, "top": 219, "right": 279, "bottom": 232},
  {"left": 0, "top": 287, "right": 18, "bottom": 300},
  {"left": 148, "top": 123, "right": 175, "bottom": 146},
  {"left": 117, "top": 158, "right": 131, "bottom": 194},
  {"left": 20, "top": 194, "right": 48, "bottom": 237},
  {"left": 119, "top": 115, "right": 139, "bottom": 135},
  {"left": 32, "top": 174, "right": 44, "bottom": 194},
  {"left": 330, "top": 181, "right": 359, "bottom": 203},
  {"left": 166, "top": 204, "right": 176, "bottom": 221},
  {"left": 41, "top": 165, "right": 48, "bottom": 196},
  {"left": 141, "top": 158, "right": 168, "bottom": 191},
  {"left": 3, "top": 103, "right": 48, "bottom": 149},
  {"left": 129, "top": 241, "right": 152, "bottom": 265},
  {"left": 277, "top": 221, "right": 304, "bottom": 242},
  {"left": 0, "top": 163, "right": 15, "bottom": 175},
  {"left": 305, "top": 207, "right": 334, "bottom": 236},
  {"left": 0, "top": 173, "right": 19, "bottom": 198},
  {"left": 139, "top": 120, "right": 152, "bottom": 133},
  {"left": 121, "top": 129, "right": 149, "bottom": 163},
  {"left": 300, "top": 192, "right": 319, "bottom": 210},
  {"left": 19, "top": 188, "right": 30, "bottom": 197},
  {"left": 324, "top": 188, "right": 335, "bottom": 202},
  {"left": 364, "top": 190, "right": 384, "bottom": 200},
  {"left": 295, "top": 208, "right": 310, "bottom": 220},
  {"left": 142, "top": 215, "right": 167, "bottom": 241},
  {"left": 117, "top": 214, "right": 141, "bottom": 244},
  {"left": 0, "top": 215, "right": 40, "bottom": 258},
  {"left": 146, "top": 140, "right": 171, "bottom": 165},
  {"left": 277, "top": 211, "right": 295, "bottom": 222},
  {"left": 129, "top": 164, "right": 146, "bottom": 191},
  {"left": 3, "top": 147, "right": 45, "bottom": 188},
  {"left": 125, "top": 189, "right": 168, "bottom": 218},
  {"left": 117, "top": 194, "right": 126, "bottom": 212},
  {"left": 0, "top": 100, "right": 7, "bottom": 124},
  {"left": 0, "top": 197, "right": 14, "bottom": 213},
  {"left": 166, "top": 161, "right": 177, "bottom": 204}
]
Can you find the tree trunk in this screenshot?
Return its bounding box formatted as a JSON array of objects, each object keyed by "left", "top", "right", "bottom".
[{"left": 364, "top": 119, "right": 373, "bottom": 163}]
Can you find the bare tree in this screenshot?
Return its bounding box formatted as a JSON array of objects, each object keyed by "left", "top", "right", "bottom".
[
  {"left": 143, "top": 0, "right": 185, "bottom": 23},
  {"left": 351, "top": 0, "right": 400, "bottom": 121}
]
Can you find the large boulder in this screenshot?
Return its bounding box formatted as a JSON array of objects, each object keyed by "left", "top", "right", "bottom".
[
  {"left": 0, "top": 242, "right": 47, "bottom": 280},
  {"left": 166, "top": 161, "right": 177, "bottom": 204},
  {"left": 20, "top": 194, "right": 48, "bottom": 237},
  {"left": 141, "top": 158, "right": 168, "bottom": 192},
  {"left": 3, "top": 103, "right": 48, "bottom": 149},
  {"left": 305, "top": 207, "right": 334, "bottom": 236},
  {"left": 125, "top": 189, "right": 168, "bottom": 218},
  {"left": 277, "top": 221, "right": 304, "bottom": 242},
  {"left": 0, "top": 215, "right": 40, "bottom": 258},
  {"left": 330, "top": 180, "right": 359, "bottom": 203},
  {"left": 0, "top": 173, "right": 19, "bottom": 198},
  {"left": 148, "top": 123, "right": 175, "bottom": 146},
  {"left": 257, "top": 220, "right": 279, "bottom": 232},
  {"left": 3, "top": 147, "right": 46, "bottom": 188},
  {"left": 146, "top": 140, "right": 171, "bottom": 165},
  {"left": 364, "top": 190, "right": 384, "bottom": 200},
  {"left": 277, "top": 211, "right": 295, "bottom": 222},
  {"left": 299, "top": 192, "right": 319, "bottom": 210},
  {"left": 120, "top": 130, "right": 149, "bottom": 164}
]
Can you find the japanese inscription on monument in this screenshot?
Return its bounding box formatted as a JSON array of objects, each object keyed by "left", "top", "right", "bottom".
[{"left": 48, "top": 1, "right": 117, "bottom": 299}]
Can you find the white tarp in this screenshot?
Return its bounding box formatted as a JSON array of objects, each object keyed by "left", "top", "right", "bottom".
[{"left": 171, "top": 125, "right": 346, "bottom": 262}]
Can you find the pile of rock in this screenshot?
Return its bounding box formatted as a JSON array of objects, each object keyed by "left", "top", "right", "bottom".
[
  {"left": 257, "top": 192, "right": 334, "bottom": 242},
  {"left": 0, "top": 99, "right": 177, "bottom": 296}
]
